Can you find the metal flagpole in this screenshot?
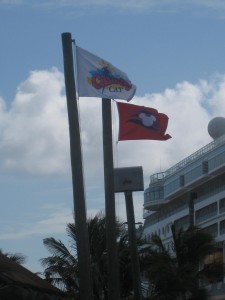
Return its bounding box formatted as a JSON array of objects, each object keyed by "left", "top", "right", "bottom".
[
  {"left": 124, "top": 191, "right": 142, "bottom": 300},
  {"left": 102, "top": 98, "right": 120, "bottom": 300},
  {"left": 61, "top": 32, "right": 93, "bottom": 300}
]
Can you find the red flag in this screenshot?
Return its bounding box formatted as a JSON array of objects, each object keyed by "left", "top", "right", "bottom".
[{"left": 117, "top": 102, "right": 171, "bottom": 141}]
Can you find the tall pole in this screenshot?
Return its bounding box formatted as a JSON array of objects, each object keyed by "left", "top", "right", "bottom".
[
  {"left": 102, "top": 98, "right": 120, "bottom": 300},
  {"left": 125, "top": 191, "right": 142, "bottom": 300},
  {"left": 61, "top": 32, "right": 93, "bottom": 300}
]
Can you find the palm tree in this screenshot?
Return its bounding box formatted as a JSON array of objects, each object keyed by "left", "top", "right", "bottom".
[
  {"left": 41, "top": 236, "right": 79, "bottom": 295},
  {"left": 41, "top": 212, "right": 140, "bottom": 299},
  {"left": 141, "top": 224, "right": 223, "bottom": 300},
  {"left": 0, "top": 249, "right": 26, "bottom": 265}
]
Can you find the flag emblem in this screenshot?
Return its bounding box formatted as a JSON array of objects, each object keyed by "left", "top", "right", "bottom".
[
  {"left": 117, "top": 102, "right": 171, "bottom": 141},
  {"left": 76, "top": 46, "right": 136, "bottom": 101},
  {"left": 88, "top": 61, "right": 133, "bottom": 94},
  {"left": 128, "top": 109, "right": 160, "bottom": 131}
]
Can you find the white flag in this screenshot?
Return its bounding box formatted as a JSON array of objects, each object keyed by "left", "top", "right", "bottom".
[{"left": 76, "top": 46, "right": 136, "bottom": 101}]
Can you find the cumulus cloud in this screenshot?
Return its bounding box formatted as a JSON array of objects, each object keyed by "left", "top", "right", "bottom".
[
  {"left": 115, "top": 80, "right": 214, "bottom": 184},
  {"left": 1, "top": 68, "right": 225, "bottom": 229},
  {"left": 0, "top": 68, "right": 70, "bottom": 175},
  {"left": 1, "top": 69, "right": 225, "bottom": 183}
]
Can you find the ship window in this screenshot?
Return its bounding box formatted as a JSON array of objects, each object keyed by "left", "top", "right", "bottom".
[
  {"left": 208, "top": 152, "right": 225, "bottom": 172},
  {"left": 185, "top": 165, "right": 203, "bottom": 184},
  {"left": 195, "top": 202, "right": 217, "bottom": 224},
  {"left": 174, "top": 215, "right": 190, "bottom": 231},
  {"left": 219, "top": 197, "right": 225, "bottom": 214},
  {"left": 164, "top": 178, "right": 180, "bottom": 196},
  {"left": 167, "top": 225, "right": 170, "bottom": 233},
  {"left": 202, "top": 223, "right": 218, "bottom": 238},
  {"left": 151, "top": 186, "right": 164, "bottom": 201},
  {"left": 220, "top": 220, "right": 225, "bottom": 235}
]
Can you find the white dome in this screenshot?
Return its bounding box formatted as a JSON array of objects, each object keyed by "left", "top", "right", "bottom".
[{"left": 208, "top": 117, "right": 225, "bottom": 140}]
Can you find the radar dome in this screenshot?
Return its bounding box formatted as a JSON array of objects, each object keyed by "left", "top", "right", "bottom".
[{"left": 208, "top": 117, "right": 225, "bottom": 140}]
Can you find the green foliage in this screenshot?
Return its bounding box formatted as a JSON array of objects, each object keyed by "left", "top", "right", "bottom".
[
  {"left": 0, "top": 249, "right": 27, "bottom": 265},
  {"left": 41, "top": 214, "right": 222, "bottom": 300},
  {"left": 141, "top": 225, "right": 224, "bottom": 300},
  {"left": 41, "top": 213, "right": 142, "bottom": 299}
]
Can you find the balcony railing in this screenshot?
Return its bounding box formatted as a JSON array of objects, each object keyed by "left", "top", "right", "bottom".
[{"left": 150, "top": 135, "right": 225, "bottom": 184}]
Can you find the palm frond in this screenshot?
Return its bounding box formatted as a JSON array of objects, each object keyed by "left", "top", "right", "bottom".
[{"left": 0, "top": 249, "right": 26, "bottom": 265}]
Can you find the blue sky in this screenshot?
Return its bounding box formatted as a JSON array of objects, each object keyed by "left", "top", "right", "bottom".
[{"left": 1, "top": 0, "right": 225, "bottom": 274}]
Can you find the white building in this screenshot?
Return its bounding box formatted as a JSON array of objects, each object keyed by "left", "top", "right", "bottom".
[{"left": 143, "top": 117, "right": 225, "bottom": 300}]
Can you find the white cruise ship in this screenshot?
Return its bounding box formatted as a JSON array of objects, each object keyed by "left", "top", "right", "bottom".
[{"left": 143, "top": 117, "right": 225, "bottom": 300}]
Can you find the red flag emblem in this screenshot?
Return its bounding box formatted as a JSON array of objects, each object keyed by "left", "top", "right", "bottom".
[{"left": 117, "top": 102, "right": 171, "bottom": 141}]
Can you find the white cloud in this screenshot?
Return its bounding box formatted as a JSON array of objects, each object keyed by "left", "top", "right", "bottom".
[
  {"left": 0, "top": 68, "right": 70, "bottom": 175},
  {"left": 0, "top": 69, "right": 224, "bottom": 183},
  {"left": 115, "top": 80, "right": 214, "bottom": 185},
  {"left": 1, "top": 69, "right": 225, "bottom": 227},
  {"left": 208, "top": 75, "right": 225, "bottom": 115}
]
